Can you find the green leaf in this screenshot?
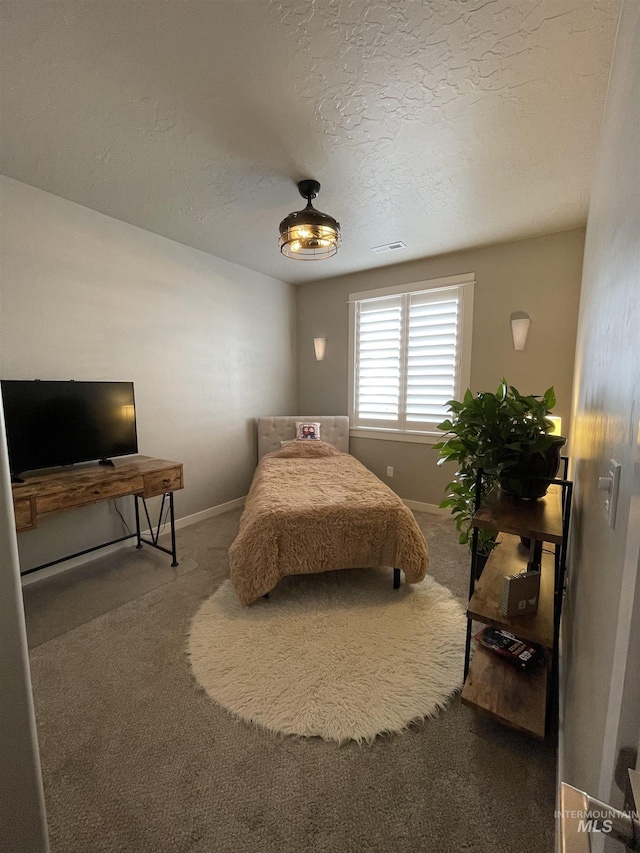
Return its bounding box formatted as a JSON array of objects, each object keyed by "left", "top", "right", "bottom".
[
  {"left": 439, "top": 498, "right": 457, "bottom": 508},
  {"left": 544, "top": 386, "right": 556, "bottom": 409}
]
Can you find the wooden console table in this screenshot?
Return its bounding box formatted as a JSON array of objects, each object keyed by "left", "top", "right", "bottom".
[{"left": 12, "top": 455, "right": 184, "bottom": 576}]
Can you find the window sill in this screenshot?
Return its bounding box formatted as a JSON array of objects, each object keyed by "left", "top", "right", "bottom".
[{"left": 349, "top": 428, "right": 441, "bottom": 445}]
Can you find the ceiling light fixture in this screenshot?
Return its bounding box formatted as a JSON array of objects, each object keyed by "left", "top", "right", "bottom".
[{"left": 279, "top": 180, "right": 341, "bottom": 260}]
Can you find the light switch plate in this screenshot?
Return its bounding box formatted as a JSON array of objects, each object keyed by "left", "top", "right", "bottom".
[{"left": 606, "top": 459, "right": 621, "bottom": 528}]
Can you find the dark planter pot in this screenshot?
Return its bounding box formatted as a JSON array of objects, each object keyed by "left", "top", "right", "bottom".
[{"left": 499, "top": 436, "right": 566, "bottom": 500}]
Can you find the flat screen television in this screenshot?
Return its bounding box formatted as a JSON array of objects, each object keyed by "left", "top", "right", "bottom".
[{"left": 1, "top": 380, "right": 138, "bottom": 477}]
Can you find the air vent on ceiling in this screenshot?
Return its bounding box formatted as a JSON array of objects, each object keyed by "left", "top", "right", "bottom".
[{"left": 372, "top": 241, "right": 406, "bottom": 254}]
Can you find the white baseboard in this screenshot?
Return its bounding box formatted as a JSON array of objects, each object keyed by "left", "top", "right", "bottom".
[
  {"left": 403, "top": 499, "right": 450, "bottom": 516},
  {"left": 172, "top": 496, "right": 246, "bottom": 530},
  {"left": 20, "top": 496, "right": 247, "bottom": 586}
]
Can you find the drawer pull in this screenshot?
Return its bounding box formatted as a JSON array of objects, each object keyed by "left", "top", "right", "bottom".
[
  {"left": 94, "top": 490, "right": 100, "bottom": 495},
  {"left": 163, "top": 478, "right": 170, "bottom": 484}
]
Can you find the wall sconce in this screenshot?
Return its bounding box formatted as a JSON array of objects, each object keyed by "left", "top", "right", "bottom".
[
  {"left": 314, "top": 337, "right": 327, "bottom": 361},
  {"left": 510, "top": 311, "right": 531, "bottom": 350},
  {"left": 547, "top": 416, "right": 562, "bottom": 436}
]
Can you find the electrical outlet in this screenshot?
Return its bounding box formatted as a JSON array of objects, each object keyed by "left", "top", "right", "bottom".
[{"left": 386, "top": 466, "right": 393, "bottom": 477}]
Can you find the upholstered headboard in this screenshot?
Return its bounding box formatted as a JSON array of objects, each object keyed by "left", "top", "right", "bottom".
[{"left": 257, "top": 416, "right": 350, "bottom": 460}]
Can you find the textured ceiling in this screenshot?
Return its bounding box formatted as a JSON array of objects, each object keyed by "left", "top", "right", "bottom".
[{"left": 0, "top": 0, "right": 620, "bottom": 284}]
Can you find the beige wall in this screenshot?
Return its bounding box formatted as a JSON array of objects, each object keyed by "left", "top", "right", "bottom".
[
  {"left": 297, "top": 228, "right": 584, "bottom": 505},
  {"left": 0, "top": 177, "right": 297, "bottom": 570},
  {"left": 562, "top": 1, "right": 640, "bottom": 805}
]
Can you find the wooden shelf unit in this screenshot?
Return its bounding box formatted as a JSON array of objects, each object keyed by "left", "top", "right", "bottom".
[
  {"left": 462, "top": 479, "right": 572, "bottom": 739},
  {"left": 467, "top": 534, "right": 555, "bottom": 648},
  {"left": 472, "top": 484, "right": 564, "bottom": 544},
  {"left": 461, "top": 646, "right": 548, "bottom": 740}
]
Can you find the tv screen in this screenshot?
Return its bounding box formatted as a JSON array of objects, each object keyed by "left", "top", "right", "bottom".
[{"left": 1, "top": 380, "right": 138, "bottom": 476}]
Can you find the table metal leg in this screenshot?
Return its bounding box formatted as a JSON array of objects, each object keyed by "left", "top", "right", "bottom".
[
  {"left": 134, "top": 495, "right": 142, "bottom": 549},
  {"left": 135, "top": 493, "right": 179, "bottom": 566},
  {"left": 169, "top": 491, "right": 178, "bottom": 567}
]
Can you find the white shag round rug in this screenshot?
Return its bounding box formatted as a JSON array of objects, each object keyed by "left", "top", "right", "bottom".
[{"left": 187, "top": 568, "right": 466, "bottom": 743}]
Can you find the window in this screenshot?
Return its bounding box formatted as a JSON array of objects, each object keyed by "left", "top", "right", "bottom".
[{"left": 348, "top": 273, "right": 474, "bottom": 442}]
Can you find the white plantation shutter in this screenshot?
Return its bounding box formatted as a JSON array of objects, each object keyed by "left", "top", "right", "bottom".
[
  {"left": 355, "top": 296, "right": 403, "bottom": 427},
  {"left": 351, "top": 277, "right": 471, "bottom": 435},
  {"left": 406, "top": 291, "right": 460, "bottom": 429}
]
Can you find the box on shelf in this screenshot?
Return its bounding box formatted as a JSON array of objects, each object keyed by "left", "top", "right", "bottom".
[{"left": 501, "top": 569, "right": 541, "bottom": 617}]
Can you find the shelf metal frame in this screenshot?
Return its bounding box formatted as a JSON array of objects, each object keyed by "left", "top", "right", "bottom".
[{"left": 463, "top": 458, "right": 573, "bottom": 736}]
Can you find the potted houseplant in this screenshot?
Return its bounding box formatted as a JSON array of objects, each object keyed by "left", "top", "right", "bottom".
[{"left": 434, "top": 380, "right": 565, "bottom": 558}]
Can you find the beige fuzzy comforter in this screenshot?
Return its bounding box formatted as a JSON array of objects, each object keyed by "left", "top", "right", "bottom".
[{"left": 229, "top": 440, "right": 429, "bottom": 605}]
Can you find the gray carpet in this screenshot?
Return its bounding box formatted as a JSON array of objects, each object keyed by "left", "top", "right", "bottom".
[{"left": 24, "top": 509, "right": 556, "bottom": 853}]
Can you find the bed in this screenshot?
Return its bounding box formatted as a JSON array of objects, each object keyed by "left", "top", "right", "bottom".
[{"left": 228, "top": 416, "right": 429, "bottom": 605}]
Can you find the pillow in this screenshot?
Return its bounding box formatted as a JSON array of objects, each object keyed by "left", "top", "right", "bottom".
[
  {"left": 271, "top": 440, "right": 341, "bottom": 459},
  {"left": 295, "top": 421, "right": 321, "bottom": 441}
]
